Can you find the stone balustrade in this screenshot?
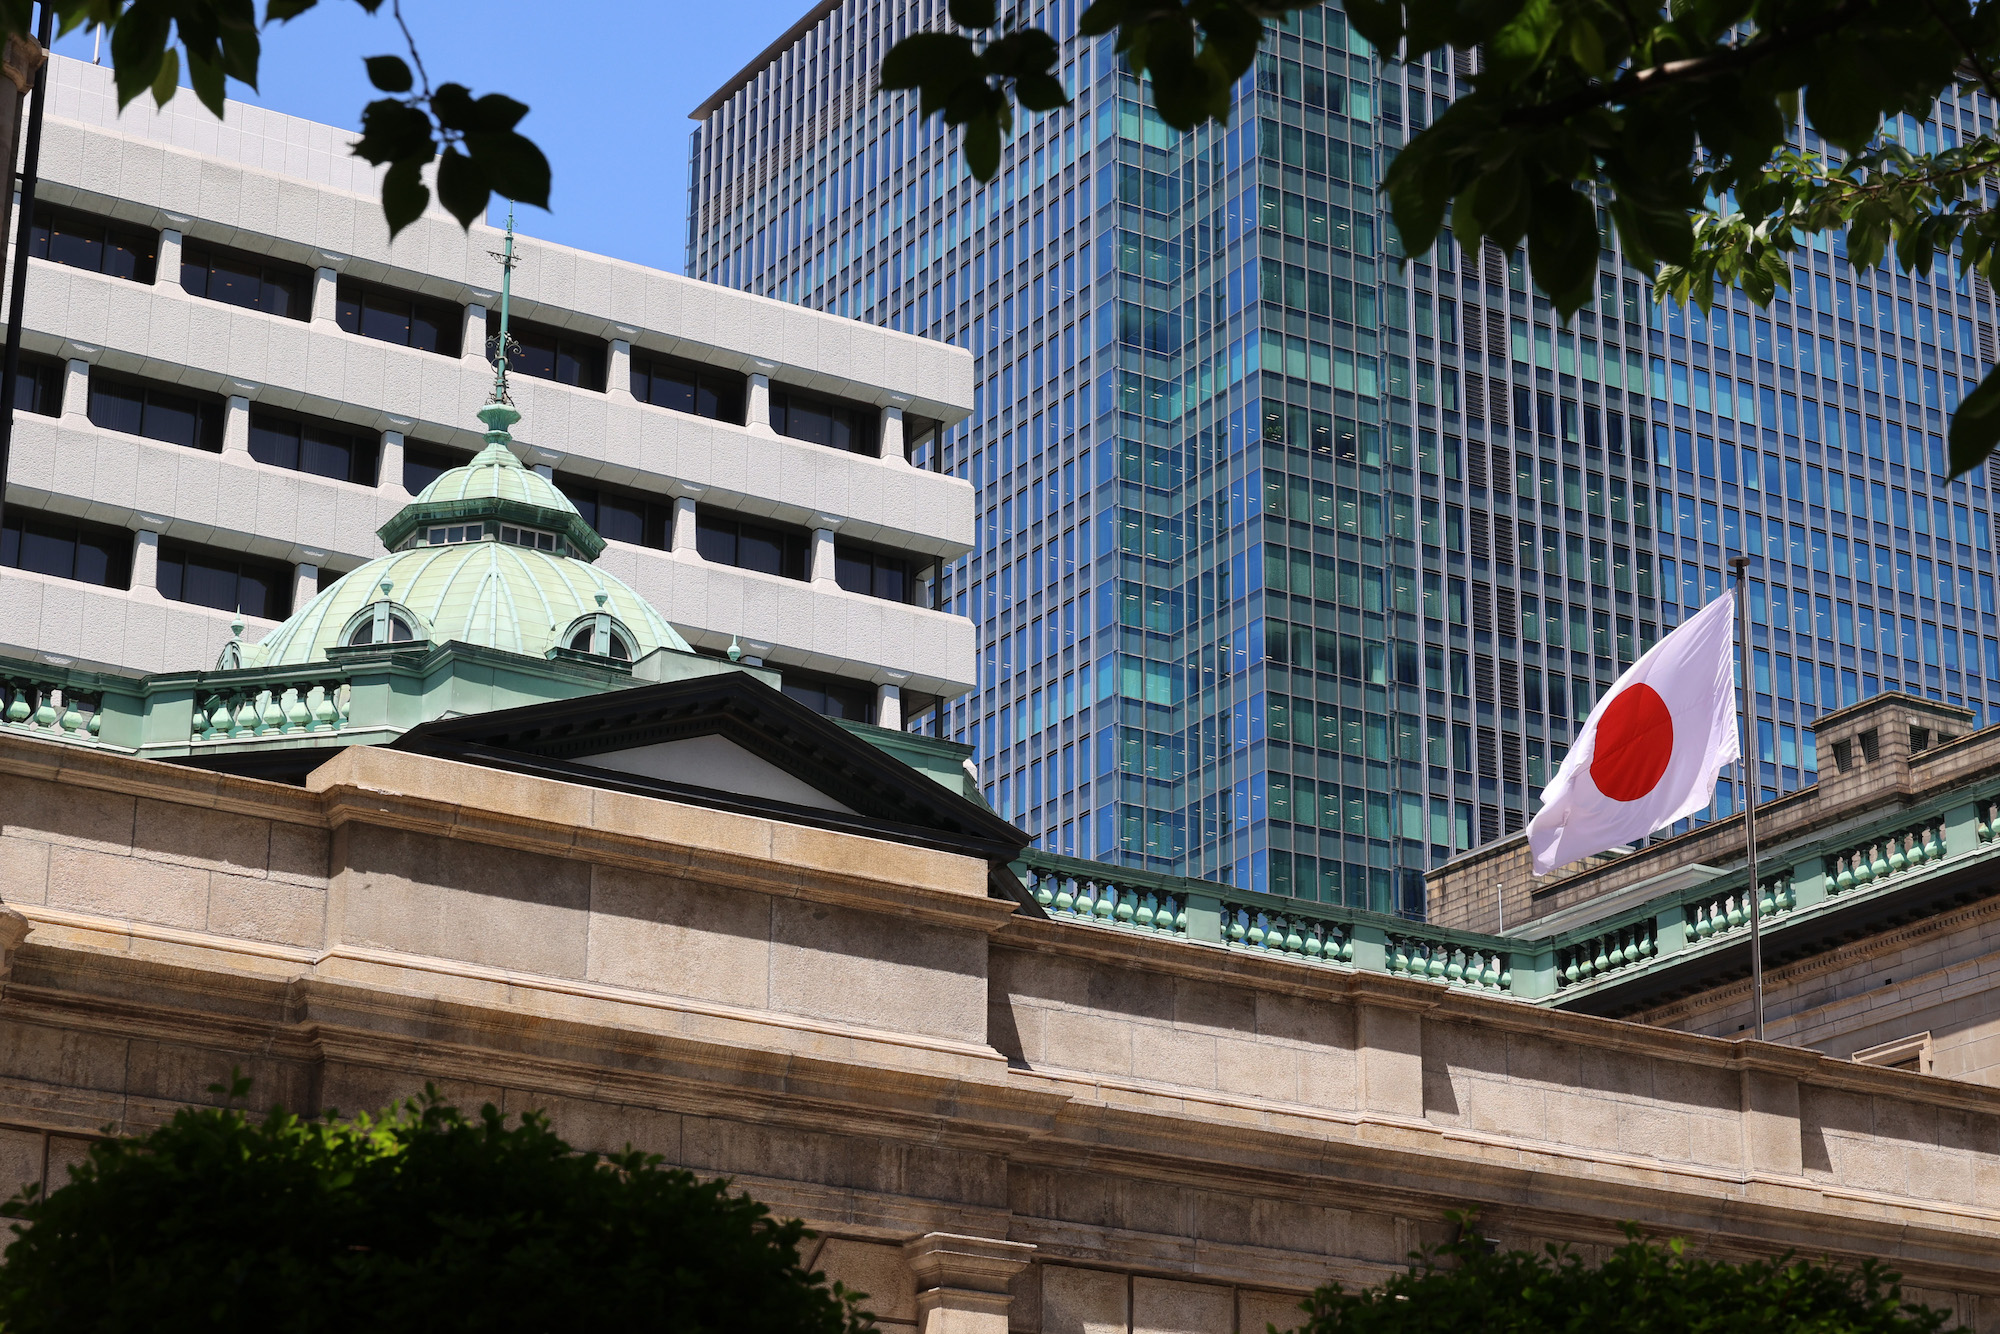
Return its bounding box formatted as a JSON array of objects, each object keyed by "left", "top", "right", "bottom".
[
  {"left": 1828, "top": 816, "right": 1949, "bottom": 893},
  {"left": 0, "top": 675, "right": 101, "bottom": 742},
  {"left": 1683, "top": 873, "right": 1795, "bottom": 943},
  {"left": 1555, "top": 920, "right": 1655, "bottom": 990},
  {"left": 190, "top": 677, "right": 351, "bottom": 741}
]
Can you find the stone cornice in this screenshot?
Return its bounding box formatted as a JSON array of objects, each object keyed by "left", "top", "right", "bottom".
[{"left": 0, "top": 729, "right": 324, "bottom": 827}]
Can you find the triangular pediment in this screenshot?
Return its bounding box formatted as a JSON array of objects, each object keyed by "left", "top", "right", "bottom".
[
  {"left": 575, "top": 733, "right": 857, "bottom": 814},
  {"left": 389, "top": 670, "right": 1024, "bottom": 866}
]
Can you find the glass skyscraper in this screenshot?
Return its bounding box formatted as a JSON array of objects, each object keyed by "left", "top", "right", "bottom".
[{"left": 687, "top": 0, "right": 2000, "bottom": 916}]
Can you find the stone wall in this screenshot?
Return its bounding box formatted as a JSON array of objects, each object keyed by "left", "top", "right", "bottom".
[{"left": 1, "top": 731, "right": 1998, "bottom": 1329}]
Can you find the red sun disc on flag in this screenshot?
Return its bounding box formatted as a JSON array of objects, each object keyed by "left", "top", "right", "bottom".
[{"left": 1590, "top": 684, "right": 1675, "bottom": 802}]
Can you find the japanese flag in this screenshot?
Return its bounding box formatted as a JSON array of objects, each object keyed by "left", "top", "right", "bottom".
[{"left": 1527, "top": 594, "right": 1741, "bottom": 876}]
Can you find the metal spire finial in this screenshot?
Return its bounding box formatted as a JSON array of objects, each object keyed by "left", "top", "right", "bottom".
[
  {"left": 488, "top": 204, "right": 518, "bottom": 406},
  {"left": 476, "top": 204, "right": 523, "bottom": 445}
]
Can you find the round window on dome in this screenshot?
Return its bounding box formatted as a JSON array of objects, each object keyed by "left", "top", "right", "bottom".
[
  {"left": 349, "top": 614, "right": 415, "bottom": 647},
  {"left": 342, "top": 604, "right": 424, "bottom": 650},
  {"left": 562, "top": 614, "right": 637, "bottom": 661}
]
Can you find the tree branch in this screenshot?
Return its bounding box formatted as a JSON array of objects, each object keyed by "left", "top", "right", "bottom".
[{"left": 1502, "top": 0, "right": 1870, "bottom": 129}]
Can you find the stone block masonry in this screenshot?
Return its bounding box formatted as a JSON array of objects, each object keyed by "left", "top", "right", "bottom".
[{"left": 0, "top": 730, "right": 1995, "bottom": 1327}]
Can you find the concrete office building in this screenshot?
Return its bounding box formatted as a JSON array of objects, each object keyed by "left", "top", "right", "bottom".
[
  {"left": 687, "top": 0, "right": 2000, "bottom": 913},
  {"left": 5, "top": 55, "right": 976, "bottom": 730}
]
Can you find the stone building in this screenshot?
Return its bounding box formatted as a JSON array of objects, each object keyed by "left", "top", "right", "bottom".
[
  {"left": 1, "top": 678, "right": 1999, "bottom": 1329},
  {"left": 0, "top": 418, "right": 1995, "bottom": 1323},
  {"left": 9, "top": 55, "right": 972, "bottom": 731}
]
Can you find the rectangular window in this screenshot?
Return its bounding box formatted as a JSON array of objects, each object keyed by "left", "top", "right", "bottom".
[
  {"left": 248, "top": 409, "right": 380, "bottom": 485},
  {"left": 696, "top": 511, "right": 810, "bottom": 579},
  {"left": 180, "top": 242, "right": 311, "bottom": 320},
  {"left": 780, "top": 667, "right": 875, "bottom": 723},
  {"left": 156, "top": 540, "right": 293, "bottom": 620},
  {"left": 0, "top": 510, "right": 132, "bottom": 588},
  {"left": 561, "top": 478, "right": 672, "bottom": 549},
  {"left": 487, "top": 312, "right": 606, "bottom": 390},
  {"left": 86, "top": 372, "right": 225, "bottom": 451},
  {"left": 833, "top": 538, "right": 916, "bottom": 603},
  {"left": 29, "top": 204, "right": 157, "bottom": 282},
  {"left": 402, "top": 442, "right": 470, "bottom": 494},
  {"left": 770, "top": 387, "right": 880, "bottom": 456},
  {"left": 631, "top": 353, "right": 745, "bottom": 424},
  {"left": 10, "top": 353, "right": 63, "bottom": 417},
  {"left": 334, "top": 276, "right": 462, "bottom": 355}
]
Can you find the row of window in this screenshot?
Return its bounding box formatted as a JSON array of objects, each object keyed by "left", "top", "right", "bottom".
[
  {"left": 0, "top": 512, "right": 292, "bottom": 620},
  {"left": 33, "top": 203, "right": 895, "bottom": 450},
  {"left": 0, "top": 507, "right": 908, "bottom": 727},
  {"left": 74, "top": 368, "right": 913, "bottom": 531},
  {"left": 56, "top": 397, "right": 927, "bottom": 604},
  {"left": 2, "top": 507, "right": 892, "bottom": 721}
]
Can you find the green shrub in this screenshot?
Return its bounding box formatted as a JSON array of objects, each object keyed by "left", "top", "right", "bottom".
[
  {"left": 0, "top": 1077, "right": 873, "bottom": 1333},
  {"left": 1295, "top": 1215, "right": 1958, "bottom": 1334}
]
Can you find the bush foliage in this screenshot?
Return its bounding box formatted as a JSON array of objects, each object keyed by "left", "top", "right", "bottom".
[
  {"left": 1295, "top": 1217, "right": 1960, "bottom": 1334},
  {"left": 0, "top": 1077, "right": 874, "bottom": 1334}
]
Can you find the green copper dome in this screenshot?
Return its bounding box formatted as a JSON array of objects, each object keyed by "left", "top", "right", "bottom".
[
  {"left": 239, "top": 542, "right": 688, "bottom": 667},
  {"left": 241, "top": 401, "right": 689, "bottom": 668}
]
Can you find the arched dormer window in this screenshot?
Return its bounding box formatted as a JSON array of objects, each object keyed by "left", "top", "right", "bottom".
[
  {"left": 341, "top": 602, "right": 423, "bottom": 648},
  {"left": 562, "top": 613, "right": 634, "bottom": 661}
]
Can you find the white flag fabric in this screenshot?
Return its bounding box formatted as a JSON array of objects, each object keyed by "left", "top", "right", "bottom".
[{"left": 1527, "top": 593, "right": 1741, "bottom": 876}]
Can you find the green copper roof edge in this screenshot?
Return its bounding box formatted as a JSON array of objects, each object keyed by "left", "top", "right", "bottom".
[
  {"left": 1538, "top": 832, "right": 2000, "bottom": 1008},
  {"left": 144, "top": 639, "right": 658, "bottom": 691},
  {"left": 833, "top": 722, "right": 975, "bottom": 763},
  {"left": 375, "top": 497, "right": 608, "bottom": 561}
]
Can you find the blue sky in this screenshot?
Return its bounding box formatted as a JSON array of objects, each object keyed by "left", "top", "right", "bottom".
[{"left": 49, "top": 0, "right": 810, "bottom": 274}]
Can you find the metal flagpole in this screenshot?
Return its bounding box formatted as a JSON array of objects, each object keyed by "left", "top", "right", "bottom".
[{"left": 1728, "top": 556, "right": 1766, "bottom": 1041}]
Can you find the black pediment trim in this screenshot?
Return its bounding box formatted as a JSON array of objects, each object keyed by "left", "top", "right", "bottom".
[{"left": 390, "top": 672, "right": 1030, "bottom": 867}]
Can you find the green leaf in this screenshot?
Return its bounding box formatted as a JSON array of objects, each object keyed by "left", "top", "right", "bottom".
[
  {"left": 1075, "top": 0, "right": 1125, "bottom": 38},
  {"left": 463, "top": 130, "right": 551, "bottom": 210},
  {"left": 150, "top": 45, "right": 179, "bottom": 106},
  {"left": 1481, "top": 0, "right": 1559, "bottom": 86},
  {"left": 1383, "top": 134, "right": 1450, "bottom": 258},
  {"left": 879, "top": 32, "right": 976, "bottom": 95},
  {"left": 1949, "top": 365, "right": 2000, "bottom": 477},
  {"left": 963, "top": 114, "right": 1001, "bottom": 181},
  {"left": 379, "top": 157, "right": 430, "bottom": 239},
  {"left": 1016, "top": 72, "right": 1070, "bottom": 113},
  {"left": 264, "top": 0, "right": 320, "bottom": 21},
  {"left": 352, "top": 98, "right": 435, "bottom": 166},
  {"left": 1566, "top": 16, "right": 1606, "bottom": 77},
  {"left": 1526, "top": 182, "right": 1598, "bottom": 314},
  {"left": 431, "top": 84, "right": 529, "bottom": 134},
  {"left": 186, "top": 50, "right": 227, "bottom": 118},
  {"left": 434, "top": 146, "right": 487, "bottom": 229},
  {"left": 364, "top": 54, "right": 413, "bottom": 94},
  {"left": 106, "top": 4, "right": 170, "bottom": 108},
  {"left": 947, "top": 0, "right": 996, "bottom": 30},
  {"left": 1343, "top": 0, "right": 1403, "bottom": 57}
]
